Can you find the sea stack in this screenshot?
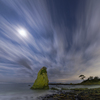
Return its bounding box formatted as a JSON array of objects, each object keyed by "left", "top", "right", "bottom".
[{"left": 31, "top": 67, "right": 49, "bottom": 89}]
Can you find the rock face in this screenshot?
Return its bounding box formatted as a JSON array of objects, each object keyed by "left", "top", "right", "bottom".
[{"left": 31, "top": 67, "right": 49, "bottom": 89}]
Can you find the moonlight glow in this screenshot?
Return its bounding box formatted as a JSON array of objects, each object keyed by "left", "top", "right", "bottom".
[{"left": 18, "top": 28, "right": 27, "bottom": 37}]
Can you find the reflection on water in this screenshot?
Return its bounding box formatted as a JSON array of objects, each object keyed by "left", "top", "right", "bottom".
[{"left": 0, "top": 83, "right": 100, "bottom": 100}]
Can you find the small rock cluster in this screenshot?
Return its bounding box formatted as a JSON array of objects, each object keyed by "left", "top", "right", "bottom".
[{"left": 39, "top": 90, "right": 77, "bottom": 100}]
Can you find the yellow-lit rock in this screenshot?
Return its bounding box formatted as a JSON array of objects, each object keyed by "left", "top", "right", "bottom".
[{"left": 31, "top": 67, "right": 49, "bottom": 89}]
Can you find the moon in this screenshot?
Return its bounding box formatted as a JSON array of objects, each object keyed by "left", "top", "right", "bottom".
[{"left": 18, "top": 28, "right": 27, "bottom": 37}]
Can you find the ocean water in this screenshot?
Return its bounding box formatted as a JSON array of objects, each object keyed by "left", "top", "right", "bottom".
[{"left": 0, "top": 83, "right": 100, "bottom": 100}]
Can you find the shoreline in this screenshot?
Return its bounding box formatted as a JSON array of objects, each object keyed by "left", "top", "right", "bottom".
[
  {"left": 49, "top": 83, "right": 80, "bottom": 85},
  {"left": 49, "top": 83, "right": 100, "bottom": 85},
  {"left": 39, "top": 88, "right": 100, "bottom": 100}
]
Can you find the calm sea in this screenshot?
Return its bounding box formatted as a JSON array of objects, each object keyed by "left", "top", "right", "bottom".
[{"left": 0, "top": 83, "right": 100, "bottom": 100}]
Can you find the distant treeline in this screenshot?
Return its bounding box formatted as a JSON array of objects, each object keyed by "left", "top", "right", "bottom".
[
  {"left": 83, "top": 76, "right": 100, "bottom": 82},
  {"left": 79, "top": 75, "right": 100, "bottom": 84}
]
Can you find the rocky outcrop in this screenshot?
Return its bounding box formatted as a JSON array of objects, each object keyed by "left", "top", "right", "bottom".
[{"left": 31, "top": 67, "right": 49, "bottom": 89}]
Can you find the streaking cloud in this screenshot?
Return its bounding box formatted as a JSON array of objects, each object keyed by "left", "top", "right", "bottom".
[{"left": 0, "top": 0, "right": 100, "bottom": 83}]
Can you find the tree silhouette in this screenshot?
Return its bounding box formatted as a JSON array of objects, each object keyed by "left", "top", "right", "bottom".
[
  {"left": 79, "top": 75, "right": 86, "bottom": 81},
  {"left": 94, "top": 76, "right": 99, "bottom": 80},
  {"left": 88, "top": 76, "right": 93, "bottom": 80}
]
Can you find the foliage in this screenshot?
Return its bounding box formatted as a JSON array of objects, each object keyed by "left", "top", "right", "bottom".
[
  {"left": 80, "top": 75, "right": 100, "bottom": 84},
  {"left": 87, "top": 76, "right": 93, "bottom": 80},
  {"left": 94, "top": 76, "right": 99, "bottom": 81},
  {"left": 40, "top": 67, "right": 47, "bottom": 75},
  {"left": 31, "top": 66, "right": 49, "bottom": 89},
  {"left": 79, "top": 75, "right": 86, "bottom": 80}
]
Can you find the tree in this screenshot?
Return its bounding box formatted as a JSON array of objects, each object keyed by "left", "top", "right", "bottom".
[
  {"left": 94, "top": 76, "right": 99, "bottom": 80},
  {"left": 88, "top": 76, "right": 93, "bottom": 80},
  {"left": 94, "top": 76, "right": 99, "bottom": 82},
  {"left": 79, "top": 75, "right": 86, "bottom": 81}
]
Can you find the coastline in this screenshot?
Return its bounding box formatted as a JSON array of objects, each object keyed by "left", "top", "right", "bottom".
[
  {"left": 49, "top": 83, "right": 79, "bottom": 85},
  {"left": 49, "top": 82, "right": 100, "bottom": 85},
  {"left": 39, "top": 88, "right": 100, "bottom": 100}
]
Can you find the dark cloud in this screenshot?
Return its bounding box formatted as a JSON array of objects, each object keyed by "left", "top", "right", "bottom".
[{"left": 17, "top": 58, "right": 32, "bottom": 69}]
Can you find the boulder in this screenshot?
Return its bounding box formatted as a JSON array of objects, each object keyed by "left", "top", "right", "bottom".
[{"left": 31, "top": 67, "right": 49, "bottom": 89}]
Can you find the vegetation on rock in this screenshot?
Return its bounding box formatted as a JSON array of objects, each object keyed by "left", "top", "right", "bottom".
[
  {"left": 40, "top": 67, "right": 47, "bottom": 75},
  {"left": 31, "top": 66, "right": 49, "bottom": 89}
]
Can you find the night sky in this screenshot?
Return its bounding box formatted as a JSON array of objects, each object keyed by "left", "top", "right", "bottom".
[{"left": 0, "top": 0, "right": 100, "bottom": 83}]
